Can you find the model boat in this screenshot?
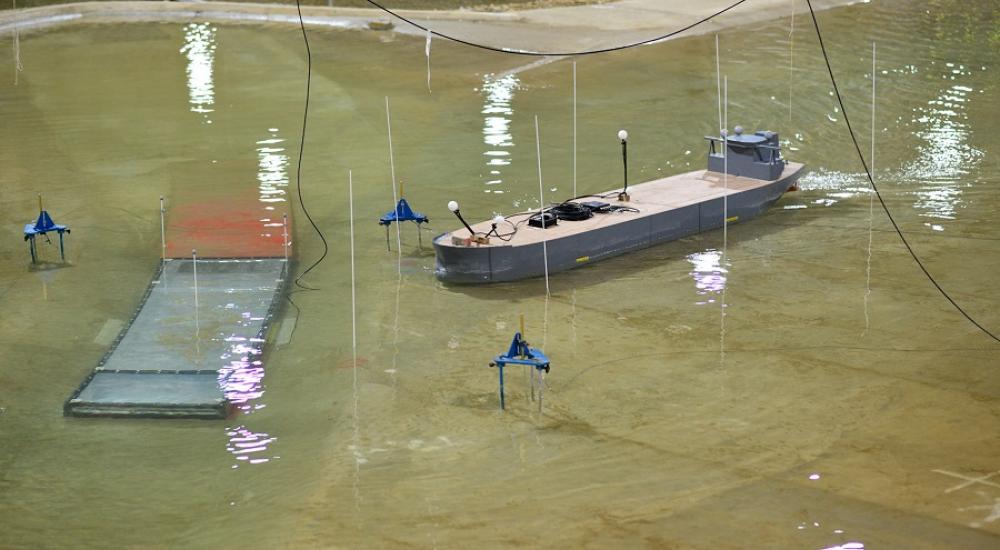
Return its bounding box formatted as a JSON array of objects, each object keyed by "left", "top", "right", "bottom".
[{"left": 433, "top": 127, "right": 805, "bottom": 284}]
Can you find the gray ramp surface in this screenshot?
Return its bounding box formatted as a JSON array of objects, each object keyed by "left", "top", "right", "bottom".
[{"left": 66, "top": 258, "right": 286, "bottom": 419}]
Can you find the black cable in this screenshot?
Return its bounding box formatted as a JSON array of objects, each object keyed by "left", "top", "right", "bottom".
[
  {"left": 804, "top": 0, "right": 999, "bottom": 343},
  {"left": 293, "top": 0, "right": 328, "bottom": 291},
  {"left": 364, "top": 0, "right": 749, "bottom": 57},
  {"left": 550, "top": 202, "right": 593, "bottom": 221}
]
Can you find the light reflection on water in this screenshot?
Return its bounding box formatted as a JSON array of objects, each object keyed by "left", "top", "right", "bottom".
[
  {"left": 180, "top": 23, "right": 217, "bottom": 120},
  {"left": 215, "top": 129, "right": 289, "bottom": 467},
  {"left": 217, "top": 308, "right": 277, "bottom": 466},
  {"left": 905, "top": 77, "right": 983, "bottom": 223},
  {"left": 792, "top": 75, "right": 983, "bottom": 226},
  {"left": 687, "top": 249, "right": 728, "bottom": 305},
  {"left": 225, "top": 425, "right": 278, "bottom": 467},
  {"left": 480, "top": 73, "right": 520, "bottom": 194},
  {"left": 257, "top": 129, "right": 288, "bottom": 206}
]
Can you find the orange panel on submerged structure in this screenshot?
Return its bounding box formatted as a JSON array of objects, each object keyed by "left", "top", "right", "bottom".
[{"left": 165, "top": 195, "right": 290, "bottom": 259}]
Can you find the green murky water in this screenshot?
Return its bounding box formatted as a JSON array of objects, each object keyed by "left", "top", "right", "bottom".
[{"left": 1, "top": 1, "right": 998, "bottom": 547}]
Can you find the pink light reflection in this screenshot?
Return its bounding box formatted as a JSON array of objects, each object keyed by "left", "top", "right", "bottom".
[
  {"left": 686, "top": 249, "right": 728, "bottom": 305},
  {"left": 225, "top": 425, "right": 278, "bottom": 468}
]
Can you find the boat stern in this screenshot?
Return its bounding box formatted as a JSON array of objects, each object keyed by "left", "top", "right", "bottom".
[{"left": 432, "top": 233, "right": 493, "bottom": 283}]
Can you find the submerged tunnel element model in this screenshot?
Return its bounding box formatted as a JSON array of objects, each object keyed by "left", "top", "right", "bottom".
[
  {"left": 65, "top": 193, "right": 292, "bottom": 419},
  {"left": 433, "top": 128, "right": 805, "bottom": 283}
]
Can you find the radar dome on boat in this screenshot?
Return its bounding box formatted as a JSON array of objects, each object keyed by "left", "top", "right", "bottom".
[
  {"left": 448, "top": 200, "right": 459, "bottom": 212},
  {"left": 618, "top": 129, "right": 628, "bottom": 141}
]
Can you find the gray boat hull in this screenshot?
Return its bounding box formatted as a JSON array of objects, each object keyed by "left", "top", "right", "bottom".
[{"left": 434, "top": 168, "right": 802, "bottom": 284}]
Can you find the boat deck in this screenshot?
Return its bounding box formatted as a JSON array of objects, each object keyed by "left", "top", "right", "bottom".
[{"left": 438, "top": 162, "right": 804, "bottom": 247}]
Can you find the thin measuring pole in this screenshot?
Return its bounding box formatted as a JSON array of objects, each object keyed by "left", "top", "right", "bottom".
[
  {"left": 788, "top": 0, "right": 795, "bottom": 123},
  {"left": 521, "top": 313, "right": 531, "bottom": 402},
  {"left": 715, "top": 34, "right": 723, "bottom": 133},
  {"left": 192, "top": 248, "right": 200, "bottom": 359},
  {"left": 385, "top": 96, "right": 403, "bottom": 257},
  {"left": 572, "top": 60, "right": 578, "bottom": 198},
  {"left": 723, "top": 76, "right": 729, "bottom": 250},
  {"left": 349, "top": 170, "right": 357, "bottom": 369},
  {"left": 192, "top": 249, "right": 199, "bottom": 311},
  {"left": 283, "top": 213, "right": 289, "bottom": 265},
  {"left": 159, "top": 196, "right": 166, "bottom": 261},
  {"left": 425, "top": 30, "right": 432, "bottom": 93},
  {"left": 13, "top": 0, "right": 23, "bottom": 86},
  {"left": 863, "top": 42, "right": 876, "bottom": 335},
  {"left": 348, "top": 169, "right": 362, "bottom": 508},
  {"left": 720, "top": 78, "right": 728, "bottom": 369},
  {"left": 534, "top": 115, "right": 550, "bottom": 297}
]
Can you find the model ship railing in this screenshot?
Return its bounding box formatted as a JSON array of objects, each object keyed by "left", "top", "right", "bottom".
[{"left": 705, "top": 129, "right": 785, "bottom": 180}]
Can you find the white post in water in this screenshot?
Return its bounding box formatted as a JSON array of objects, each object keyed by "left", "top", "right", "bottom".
[
  {"left": 863, "top": 42, "right": 876, "bottom": 336},
  {"left": 192, "top": 248, "right": 200, "bottom": 358},
  {"left": 720, "top": 77, "right": 729, "bottom": 369},
  {"left": 572, "top": 60, "right": 578, "bottom": 198},
  {"left": 349, "top": 170, "right": 357, "bottom": 370},
  {"left": 788, "top": 0, "right": 796, "bottom": 123},
  {"left": 192, "top": 249, "right": 199, "bottom": 311},
  {"left": 425, "top": 30, "right": 432, "bottom": 93},
  {"left": 385, "top": 96, "right": 402, "bottom": 256},
  {"left": 723, "top": 76, "right": 729, "bottom": 250},
  {"left": 715, "top": 34, "right": 723, "bottom": 136},
  {"left": 282, "top": 213, "right": 289, "bottom": 265},
  {"left": 521, "top": 314, "right": 532, "bottom": 403},
  {"left": 159, "top": 196, "right": 166, "bottom": 261},
  {"left": 534, "top": 115, "right": 550, "bottom": 297}
]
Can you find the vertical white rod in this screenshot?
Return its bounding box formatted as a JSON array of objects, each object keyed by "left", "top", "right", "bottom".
[
  {"left": 871, "top": 42, "right": 876, "bottom": 173},
  {"left": 386, "top": 96, "right": 402, "bottom": 259},
  {"left": 864, "top": 42, "right": 876, "bottom": 335},
  {"left": 282, "top": 213, "right": 289, "bottom": 265},
  {"left": 159, "top": 196, "right": 166, "bottom": 261},
  {"left": 349, "top": 170, "right": 357, "bottom": 368},
  {"left": 425, "top": 30, "right": 432, "bottom": 93},
  {"left": 348, "top": 169, "right": 362, "bottom": 508},
  {"left": 385, "top": 101, "right": 403, "bottom": 385},
  {"left": 572, "top": 60, "right": 577, "bottom": 198},
  {"left": 192, "top": 248, "right": 200, "bottom": 359},
  {"left": 720, "top": 78, "right": 728, "bottom": 369},
  {"left": 192, "top": 248, "right": 199, "bottom": 311},
  {"left": 788, "top": 0, "right": 795, "bottom": 123},
  {"left": 715, "top": 34, "right": 723, "bottom": 134},
  {"left": 534, "top": 115, "right": 550, "bottom": 297},
  {"left": 723, "top": 76, "right": 729, "bottom": 251},
  {"left": 13, "top": 0, "right": 22, "bottom": 86}
]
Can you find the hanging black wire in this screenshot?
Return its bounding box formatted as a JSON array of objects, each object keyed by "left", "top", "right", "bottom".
[
  {"left": 364, "top": 0, "right": 749, "bottom": 57},
  {"left": 804, "top": 0, "right": 998, "bottom": 343},
  {"left": 281, "top": 0, "right": 331, "bottom": 345},
  {"left": 292, "top": 0, "right": 329, "bottom": 291}
]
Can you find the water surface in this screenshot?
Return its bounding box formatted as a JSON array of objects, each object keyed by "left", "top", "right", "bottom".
[{"left": 1, "top": 1, "right": 998, "bottom": 547}]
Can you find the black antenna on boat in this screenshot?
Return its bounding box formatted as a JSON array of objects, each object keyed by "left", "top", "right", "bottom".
[
  {"left": 617, "top": 129, "right": 630, "bottom": 202},
  {"left": 448, "top": 200, "right": 476, "bottom": 237}
]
